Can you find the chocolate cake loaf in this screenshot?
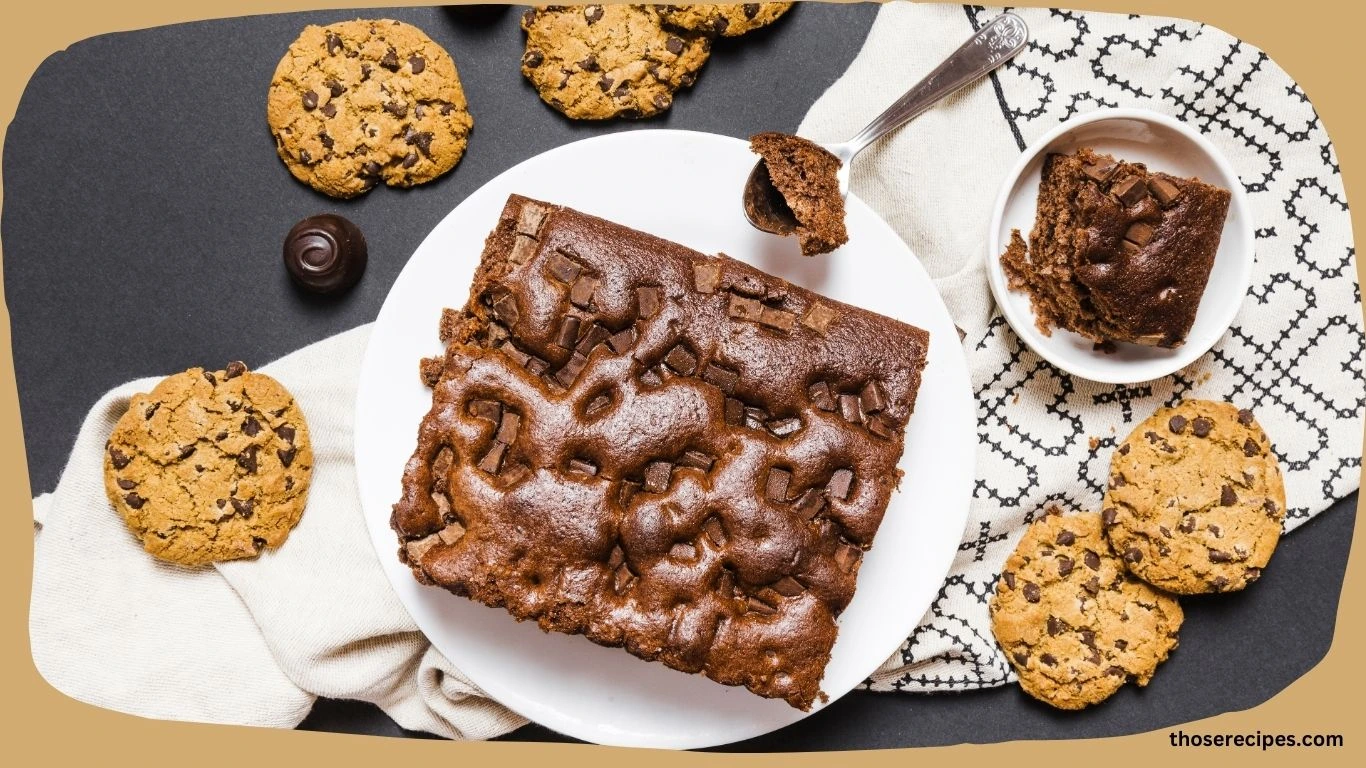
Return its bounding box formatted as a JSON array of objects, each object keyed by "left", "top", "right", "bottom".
[
  {"left": 391, "top": 195, "right": 929, "bottom": 710},
  {"left": 1000, "top": 147, "right": 1231, "bottom": 348}
]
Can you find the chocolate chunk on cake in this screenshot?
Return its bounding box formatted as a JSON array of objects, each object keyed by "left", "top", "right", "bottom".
[
  {"left": 1000, "top": 147, "right": 1231, "bottom": 347},
  {"left": 391, "top": 194, "right": 929, "bottom": 710},
  {"left": 749, "top": 132, "right": 849, "bottom": 256}
]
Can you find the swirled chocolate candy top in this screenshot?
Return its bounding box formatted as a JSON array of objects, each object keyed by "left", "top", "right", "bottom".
[
  {"left": 282, "top": 214, "right": 368, "bottom": 294},
  {"left": 1000, "top": 147, "right": 1231, "bottom": 348},
  {"left": 391, "top": 195, "right": 929, "bottom": 710}
]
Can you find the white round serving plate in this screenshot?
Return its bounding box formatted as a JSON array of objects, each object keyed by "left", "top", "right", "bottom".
[
  {"left": 985, "top": 108, "right": 1255, "bottom": 384},
  {"left": 355, "top": 129, "right": 974, "bottom": 749}
]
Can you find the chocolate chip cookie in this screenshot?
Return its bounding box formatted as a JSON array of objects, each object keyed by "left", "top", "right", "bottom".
[
  {"left": 267, "top": 19, "right": 473, "bottom": 198},
  {"left": 1104, "top": 400, "right": 1286, "bottom": 594},
  {"left": 104, "top": 362, "right": 313, "bottom": 566},
  {"left": 520, "top": 5, "right": 710, "bottom": 120},
  {"left": 658, "top": 3, "right": 793, "bottom": 37},
  {"left": 991, "top": 509, "right": 1184, "bottom": 710}
]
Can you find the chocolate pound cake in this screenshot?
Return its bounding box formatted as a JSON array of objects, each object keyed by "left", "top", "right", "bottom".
[
  {"left": 749, "top": 132, "right": 849, "bottom": 256},
  {"left": 391, "top": 195, "right": 929, "bottom": 710},
  {"left": 1000, "top": 147, "right": 1231, "bottom": 348}
]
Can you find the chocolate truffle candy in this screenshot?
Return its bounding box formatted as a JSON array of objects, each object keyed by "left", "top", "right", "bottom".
[{"left": 283, "top": 214, "right": 368, "bottom": 294}]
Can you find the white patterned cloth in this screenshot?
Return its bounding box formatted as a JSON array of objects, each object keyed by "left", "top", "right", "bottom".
[
  {"left": 799, "top": 2, "right": 1362, "bottom": 692},
  {"left": 29, "top": 2, "right": 1362, "bottom": 735}
]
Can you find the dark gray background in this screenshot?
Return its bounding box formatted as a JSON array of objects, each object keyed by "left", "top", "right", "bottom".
[{"left": 3, "top": 3, "right": 1354, "bottom": 752}]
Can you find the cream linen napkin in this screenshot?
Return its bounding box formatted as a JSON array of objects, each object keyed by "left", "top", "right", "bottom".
[
  {"left": 30, "top": 325, "right": 525, "bottom": 738},
  {"left": 798, "top": 2, "right": 1362, "bottom": 692}
]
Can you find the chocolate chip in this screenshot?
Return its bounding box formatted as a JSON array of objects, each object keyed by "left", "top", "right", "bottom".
[
  {"left": 585, "top": 393, "right": 612, "bottom": 416},
  {"left": 839, "top": 394, "right": 864, "bottom": 424},
  {"left": 765, "top": 467, "right": 791, "bottom": 502},
  {"left": 1083, "top": 576, "right": 1100, "bottom": 595},
  {"left": 1012, "top": 650, "right": 1029, "bottom": 666},
  {"left": 724, "top": 397, "right": 744, "bottom": 426},
  {"left": 302, "top": 90, "right": 318, "bottom": 110},
  {"left": 1047, "top": 616, "right": 1063, "bottom": 636},
  {"left": 360, "top": 161, "right": 382, "bottom": 179},
  {"left": 1002, "top": 571, "right": 1016, "bottom": 589},
  {"left": 496, "top": 412, "right": 521, "bottom": 444},
  {"left": 383, "top": 101, "right": 408, "bottom": 118},
  {"left": 643, "top": 461, "right": 673, "bottom": 493},
  {"left": 360, "top": 62, "right": 372, "bottom": 81},
  {"left": 318, "top": 132, "right": 334, "bottom": 151},
  {"left": 1022, "top": 581, "right": 1041, "bottom": 603},
  {"left": 573, "top": 325, "right": 610, "bottom": 357},
  {"left": 1112, "top": 176, "right": 1147, "bottom": 205},
  {"left": 1208, "top": 549, "right": 1232, "bottom": 563},
  {"left": 242, "top": 416, "right": 261, "bottom": 437},
  {"left": 1102, "top": 508, "right": 1118, "bottom": 526},
  {"left": 597, "top": 75, "right": 613, "bottom": 93},
  {"left": 409, "top": 55, "right": 425, "bottom": 74},
  {"left": 278, "top": 447, "right": 297, "bottom": 468},
  {"left": 1210, "top": 576, "right": 1229, "bottom": 591},
  {"left": 124, "top": 492, "right": 146, "bottom": 509},
  {"left": 325, "top": 79, "right": 345, "bottom": 99},
  {"left": 1148, "top": 177, "right": 1182, "bottom": 205},
  {"left": 746, "top": 596, "right": 777, "bottom": 615},
  {"left": 743, "top": 3, "right": 762, "bottom": 18},
  {"left": 1237, "top": 408, "right": 1255, "bottom": 426},
  {"left": 700, "top": 363, "right": 739, "bottom": 394},
  {"left": 567, "top": 458, "right": 598, "bottom": 476},
  {"left": 743, "top": 406, "right": 768, "bottom": 431},
  {"left": 1083, "top": 550, "right": 1100, "bottom": 571},
  {"left": 1220, "top": 485, "right": 1237, "bottom": 506},
  {"left": 664, "top": 344, "right": 697, "bottom": 375},
  {"left": 402, "top": 152, "right": 419, "bottom": 169},
  {"left": 1263, "top": 499, "right": 1279, "bottom": 518},
  {"left": 477, "top": 442, "right": 506, "bottom": 474},
  {"left": 808, "top": 382, "right": 837, "bottom": 411},
  {"left": 604, "top": 328, "right": 637, "bottom": 355},
  {"left": 767, "top": 417, "right": 802, "bottom": 437},
  {"left": 827, "top": 468, "right": 854, "bottom": 501},
  {"left": 524, "top": 49, "right": 544, "bottom": 68},
  {"left": 216, "top": 430, "right": 228, "bottom": 441},
  {"left": 666, "top": 36, "right": 684, "bottom": 55},
  {"left": 1123, "top": 547, "right": 1143, "bottom": 564},
  {"left": 109, "top": 447, "right": 131, "bottom": 469},
  {"left": 380, "top": 47, "right": 400, "bottom": 71},
  {"left": 116, "top": 478, "right": 136, "bottom": 490},
  {"left": 795, "top": 489, "right": 825, "bottom": 520},
  {"left": 1057, "top": 556, "right": 1074, "bottom": 577},
  {"left": 1056, "top": 529, "right": 1075, "bottom": 546},
  {"left": 1243, "top": 438, "right": 1261, "bottom": 457},
  {"left": 1124, "top": 222, "right": 1155, "bottom": 246},
  {"left": 221, "top": 360, "right": 246, "bottom": 379},
  {"left": 570, "top": 276, "right": 599, "bottom": 309},
  {"left": 1039, "top": 653, "right": 1057, "bottom": 667},
  {"left": 679, "top": 450, "right": 714, "bottom": 471},
  {"left": 1245, "top": 566, "right": 1262, "bottom": 583},
  {"left": 702, "top": 516, "right": 726, "bottom": 546},
  {"left": 407, "top": 130, "right": 434, "bottom": 158},
  {"left": 771, "top": 577, "right": 804, "bottom": 597},
  {"left": 653, "top": 93, "right": 670, "bottom": 111},
  {"left": 144, "top": 402, "right": 160, "bottom": 419},
  {"left": 584, "top": 5, "right": 603, "bottom": 24},
  {"left": 491, "top": 293, "right": 520, "bottom": 325},
  {"left": 727, "top": 294, "right": 764, "bottom": 322},
  {"left": 1179, "top": 515, "right": 1197, "bottom": 533},
  {"left": 1191, "top": 417, "right": 1213, "bottom": 437},
  {"left": 326, "top": 32, "right": 342, "bottom": 55},
  {"left": 860, "top": 381, "right": 888, "bottom": 413},
  {"left": 801, "top": 303, "right": 837, "bottom": 335},
  {"left": 1106, "top": 665, "right": 1126, "bottom": 677},
  {"left": 834, "top": 543, "right": 861, "bottom": 572},
  {"left": 553, "top": 316, "right": 582, "bottom": 349},
  {"left": 231, "top": 497, "right": 255, "bottom": 517},
  {"left": 237, "top": 445, "right": 259, "bottom": 473},
  {"left": 1168, "top": 414, "right": 1187, "bottom": 434},
  {"left": 1081, "top": 156, "right": 1118, "bottom": 182},
  {"left": 758, "top": 306, "right": 797, "bottom": 332},
  {"left": 636, "top": 286, "right": 662, "bottom": 318}
]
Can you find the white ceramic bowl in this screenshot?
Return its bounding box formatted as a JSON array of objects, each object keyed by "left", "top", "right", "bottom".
[{"left": 985, "top": 108, "right": 1254, "bottom": 384}]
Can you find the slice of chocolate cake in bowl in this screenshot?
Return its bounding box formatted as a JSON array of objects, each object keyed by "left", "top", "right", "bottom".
[{"left": 1000, "top": 147, "right": 1232, "bottom": 348}]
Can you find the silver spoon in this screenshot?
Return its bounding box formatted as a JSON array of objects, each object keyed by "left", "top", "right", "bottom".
[{"left": 743, "top": 13, "right": 1030, "bottom": 235}]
